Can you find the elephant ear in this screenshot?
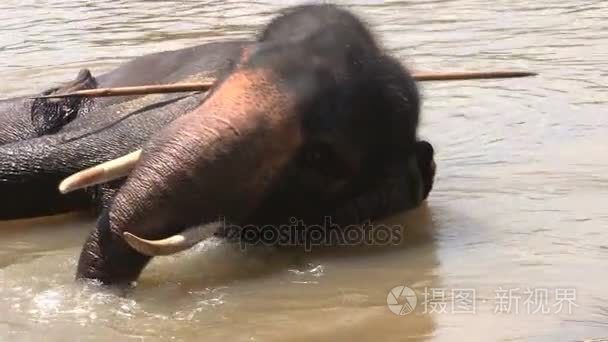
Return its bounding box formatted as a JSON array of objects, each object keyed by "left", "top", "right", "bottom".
[{"left": 30, "top": 69, "right": 97, "bottom": 136}]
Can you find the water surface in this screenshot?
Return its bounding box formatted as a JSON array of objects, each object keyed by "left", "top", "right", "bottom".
[{"left": 0, "top": 1, "right": 607, "bottom": 341}]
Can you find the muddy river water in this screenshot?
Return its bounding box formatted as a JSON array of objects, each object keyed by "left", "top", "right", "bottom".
[{"left": 0, "top": 1, "right": 606, "bottom": 341}]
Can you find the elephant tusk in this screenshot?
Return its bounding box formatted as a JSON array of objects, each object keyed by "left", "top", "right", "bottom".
[
  {"left": 58, "top": 149, "right": 142, "bottom": 194},
  {"left": 123, "top": 221, "right": 222, "bottom": 256}
]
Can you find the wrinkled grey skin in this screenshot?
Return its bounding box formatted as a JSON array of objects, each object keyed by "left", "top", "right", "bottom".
[{"left": 0, "top": 41, "right": 251, "bottom": 219}]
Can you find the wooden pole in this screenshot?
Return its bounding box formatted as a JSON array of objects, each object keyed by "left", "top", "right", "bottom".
[
  {"left": 413, "top": 70, "right": 537, "bottom": 81},
  {"left": 33, "top": 70, "right": 537, "bottom": 99}
]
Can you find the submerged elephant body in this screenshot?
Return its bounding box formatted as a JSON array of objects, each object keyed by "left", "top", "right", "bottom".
[
  {"left": 0, "top": 41, "right": 250, "bottom": 219},
  {"left": 75, "top": 4, "right": 436, "bottom": 285}
]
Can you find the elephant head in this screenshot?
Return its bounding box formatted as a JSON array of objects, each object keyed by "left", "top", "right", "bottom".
[{"left": 74, "top": 4, "right": 432, "bottom": 285}]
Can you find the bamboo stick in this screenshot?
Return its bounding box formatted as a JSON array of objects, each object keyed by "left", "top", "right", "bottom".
[
  {"left": 413, "top": 70, "right": 537, "bottom": 81},
  {"left": 33, "top": 70, "right": 537, "bottom": 99}
]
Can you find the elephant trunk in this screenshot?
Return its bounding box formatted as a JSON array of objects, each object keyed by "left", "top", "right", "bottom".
[{"left": 76, "top": 69, "right": 303, "bottom": 285}]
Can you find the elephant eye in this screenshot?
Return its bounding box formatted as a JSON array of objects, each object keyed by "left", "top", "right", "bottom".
[
  {"left": 299, "top": 142, "right": 332, "bottom": 166},
  {"left": 298, "top": 142, "right": 348, "bottom": 179},
  {"left": 306, "top": 150, "right": 322, "bottom": 164}
]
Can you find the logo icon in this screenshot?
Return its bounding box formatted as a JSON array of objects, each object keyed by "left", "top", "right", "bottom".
[{"left": 387, "top": 285, "right": 417, "bottom": 315}]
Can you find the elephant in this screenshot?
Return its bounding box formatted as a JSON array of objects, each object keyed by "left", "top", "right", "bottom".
[
  {"left": 73, "top": 4, "right": 437, "bottom": 285},
  {"left": 0, "top": 41, "right": 251, "bottom": 219}
]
